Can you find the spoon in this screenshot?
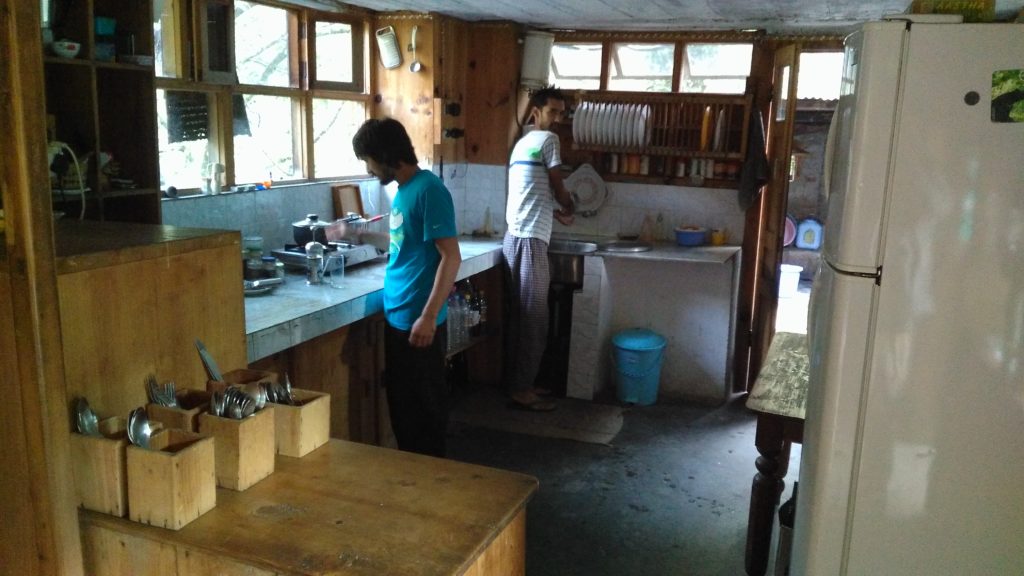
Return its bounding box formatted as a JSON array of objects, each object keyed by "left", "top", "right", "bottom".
[
  {"left": 75, "top": 397, "right": 100, "bottom": 437},
  {"left": 127, "top": 407, "right": 152, "bottom": 449},
  {"left": 409, "top": 26, "right": 422, "bottom": 73}
]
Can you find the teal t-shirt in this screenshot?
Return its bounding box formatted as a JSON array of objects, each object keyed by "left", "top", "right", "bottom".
[{"left": 384, "top": 169, "right": 458, "bottom": 331}]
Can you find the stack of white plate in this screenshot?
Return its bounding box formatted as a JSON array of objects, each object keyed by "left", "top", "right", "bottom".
[{"left": 573, "top": 102, "right": 652, "bottom": 149}]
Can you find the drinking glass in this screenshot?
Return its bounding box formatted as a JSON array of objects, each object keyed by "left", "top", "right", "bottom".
[{"left": 325, "top": 252, "right": 345, "bottom": 288}]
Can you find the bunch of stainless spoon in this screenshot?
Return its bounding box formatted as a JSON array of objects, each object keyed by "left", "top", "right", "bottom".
[{"left": 209, "top": 386, "right": 258, "bottom": 419}]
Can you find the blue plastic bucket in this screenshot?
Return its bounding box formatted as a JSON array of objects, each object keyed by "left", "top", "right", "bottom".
[{"left": 611, "top": 328, "right": 667, "bottom": 406}]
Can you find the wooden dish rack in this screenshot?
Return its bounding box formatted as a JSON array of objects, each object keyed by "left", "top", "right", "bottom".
[{"left": 567, "top": 91, "right": 754, "bottom": 186}]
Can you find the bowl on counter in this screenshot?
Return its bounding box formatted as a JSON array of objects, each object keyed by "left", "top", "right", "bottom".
[
  {"left": 52, "top": 40, "right": 81, "bottom": 59},
  {"left": 674, "top": 226, "right": 707, "bottom": 247}
]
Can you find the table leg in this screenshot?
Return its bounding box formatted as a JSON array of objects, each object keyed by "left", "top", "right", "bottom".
[{"left": 745, "top": 414, "right": 792, "bottom": 576}]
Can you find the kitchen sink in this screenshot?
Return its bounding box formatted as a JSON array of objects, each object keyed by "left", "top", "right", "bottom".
[{"left": 548, "top": 240, "right": 597, "bottom": 287}]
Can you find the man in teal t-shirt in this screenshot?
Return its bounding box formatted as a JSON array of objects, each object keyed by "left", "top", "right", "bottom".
[{"left": 329, "top": 118, "right": 461, "bottom": 456}]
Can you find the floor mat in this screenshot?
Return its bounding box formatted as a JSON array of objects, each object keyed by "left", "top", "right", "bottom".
[{"left": 450, "top": 388, "right": 624, "bottom": 445}]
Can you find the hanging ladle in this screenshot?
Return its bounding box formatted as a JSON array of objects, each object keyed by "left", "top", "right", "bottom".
[{"left": 409, "top": 25, "right": 422, "bottom": 73}]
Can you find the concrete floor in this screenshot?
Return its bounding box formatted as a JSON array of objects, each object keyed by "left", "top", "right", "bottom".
[
  {"left": 448, "top": 395, "right": 802, "bottom": 576},
  {"left": 446, "top": 287, "right": 809, "bottom": 575}
]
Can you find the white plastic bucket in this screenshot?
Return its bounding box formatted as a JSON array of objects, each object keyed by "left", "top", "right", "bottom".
[{"left": 779, "top": 264, "right": 803, "bottom": 298}]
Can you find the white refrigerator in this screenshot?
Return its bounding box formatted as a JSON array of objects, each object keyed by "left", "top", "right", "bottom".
[{"left": 792, "top": 18, "right": 1024, "bottom": 575}]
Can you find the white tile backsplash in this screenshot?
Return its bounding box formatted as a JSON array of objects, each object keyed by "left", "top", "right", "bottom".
[
  {"left": 161, "top": 179, "right": 384, "bottom": 249},
  {"left": 162, "top": 163, "right": 745, "bottom": 250},
  {"left": 453, "top": 163, "right": 747, "bottom": 243}
]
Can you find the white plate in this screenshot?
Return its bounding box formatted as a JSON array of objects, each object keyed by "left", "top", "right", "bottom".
[
  {"left": 572, "top": 102, "right": 581, "bottom": 143},
  {"left": 564, "top": 163, "right": 607, "bottom": 217},
  {"left": 625, "top": 104, "right": 637, "bottom": 147},
  {"left": 610, "top": 104, "right": 621, "bottom": 147},
  {"left": 575, "top": 102, "right": 587, "bottom": 144},
  {"left": 595, "top": 103, "right": 607, "bottom": 146},
  {"left": 614, "top": 104, "right": 622, "bottom": 146},
  {"left": 589, "top": 104, "right": 598, "bottom": 146},
  {"left": 638, "top": 105, "right": 647, "bottom": 145}
]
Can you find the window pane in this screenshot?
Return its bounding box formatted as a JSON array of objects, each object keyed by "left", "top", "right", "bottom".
[
  {"left": 549, "top": 43, "right": 601, "bottom": 90},
  {"left": 234, "top": 1, "right": 291, "bottom": 87},
  {"left": 207, "top": 1, "right": 231, "bottom": 73},
  {"left": 154, "top": 0, "right": 184, "bottom": 78},
  {"left": 797, "top": 52, "right": 844, "bottom": 100},
  {"left": 313, "top": 99, "right": 366, "bottom": 177},
  {"left": 315, "top": 21, "right": 354, "bottom": 84},
  {"left": 608, "top": 43, "right": 673, "bottom": 92},
  {"left": 234, "top": 94, "right": 299, "bottom": 183},
  {"left": 682, "top": 43, "right": 752, "bottom": 94},
  {"left": 157, "top": 89, "right": 215, "bottom": 190}
]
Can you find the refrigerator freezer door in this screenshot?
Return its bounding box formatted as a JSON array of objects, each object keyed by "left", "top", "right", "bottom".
[
  {"left": 844, "top": 24, "right": 1024, "bottom": 574},
  {"left": 822, "top": 22, "right": 906, "bottom": 275},
  {"left": 792, "top": 262, "right": 878, "bottom": 576}
]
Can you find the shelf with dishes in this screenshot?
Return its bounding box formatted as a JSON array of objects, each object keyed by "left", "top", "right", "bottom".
[{"left": 565, "top": 91, "right": 752, "bottom": 187}]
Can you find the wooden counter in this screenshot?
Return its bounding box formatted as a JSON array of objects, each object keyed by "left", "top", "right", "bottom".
[
  {"left": 80, "top": 439, "right": 538, "bottom": 576},
  {"left": 54, "top": 220, "right": 246, "bottom": 418}
]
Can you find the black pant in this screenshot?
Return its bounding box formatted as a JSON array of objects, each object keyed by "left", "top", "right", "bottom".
[{"left": 384, "top": 322, "right": 448, "bottom": 457}]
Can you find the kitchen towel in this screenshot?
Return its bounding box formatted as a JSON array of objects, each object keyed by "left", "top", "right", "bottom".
[{"left": 737, "top": 109, "right": 769, "bottom": 211}]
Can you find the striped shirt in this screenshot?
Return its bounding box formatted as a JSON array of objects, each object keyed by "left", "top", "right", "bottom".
[{"left": 506, "top": 129, "right": 561, "bottom": 244}]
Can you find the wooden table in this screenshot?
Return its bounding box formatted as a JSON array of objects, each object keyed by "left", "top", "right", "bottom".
[
  {"left": 80, "top": 439, "right": 538, "bottom": 575},
  {"left": 743, "top": 331, "right": 809, "bottom": 576}
]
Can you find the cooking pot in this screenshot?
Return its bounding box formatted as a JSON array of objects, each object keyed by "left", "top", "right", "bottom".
[{"left": 292, "top": 214, "right": 330, "bottom": 246}]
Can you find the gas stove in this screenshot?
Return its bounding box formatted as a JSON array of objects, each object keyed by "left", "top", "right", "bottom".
[{"left": 271, "top": 242, "right": 383, "bottom": 272}]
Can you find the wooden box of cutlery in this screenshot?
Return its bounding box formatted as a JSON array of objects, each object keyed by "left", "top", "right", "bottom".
[
  {"left": 273, "top": 388, "right": 331, "bottom": 458},
  {"left": 126, "top": 429, "right": 216, "bottom": 530},
  {"left": 198, "top": 407, "right": 276, "bottom": 491},
  {"left": 147, "top": 389, "right": 211, "bottom": 433},
  {"left": 71, "top": 416, "right": 129, "bottom": 517}
]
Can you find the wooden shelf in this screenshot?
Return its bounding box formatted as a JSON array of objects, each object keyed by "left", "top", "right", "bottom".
[
  {"left": 99, "top": 187, "right": 159, "bottom": 199},
  {"left": 42, "top": 0, "right": 160, "bottom": 225},
  {"left": 446, "top": 333, "right": 490, "bottom": 359},
  {"left": 602, "top": 173, "right": 740, "bottom": 188}
]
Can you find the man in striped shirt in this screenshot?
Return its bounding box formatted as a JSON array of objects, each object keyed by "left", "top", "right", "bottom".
[{"left": 503, "top": 86, "right": 575, "bottom": 411}]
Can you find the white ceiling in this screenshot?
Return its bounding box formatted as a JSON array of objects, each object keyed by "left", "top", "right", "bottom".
[{"left": 312, "top": 0, "right": 1024, "bottom": 34}]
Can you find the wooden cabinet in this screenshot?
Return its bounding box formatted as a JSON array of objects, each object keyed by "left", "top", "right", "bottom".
[
  {"left": 563, "top": 91, "right": 752, "bottom": 189},
  {"left": 43, "top": 0, "right": 160, "bottom": 223},
  {"left": 54, "top": 221, "right": 246, "bottom": 419}
]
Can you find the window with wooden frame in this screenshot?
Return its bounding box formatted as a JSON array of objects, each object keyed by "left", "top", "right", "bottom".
[
  {"left": 549, "top": 38, "right": 755, "bottom": 95},
  {"left": 548, "top": 43, "right": 602, "bottom": 90},
  {"left": 680, "top": 43, "right": 753, "bottom": 94},
  {"left": 153, "top": 0, "right": 369, "bottom": 192}
]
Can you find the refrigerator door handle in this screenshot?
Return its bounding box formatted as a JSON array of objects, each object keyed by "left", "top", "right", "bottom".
[{"left": 826, "top": 259, "right": 883, "bottom": 285}]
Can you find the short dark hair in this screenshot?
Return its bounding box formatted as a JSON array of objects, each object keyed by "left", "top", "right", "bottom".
[
  {"left": 352, "top": 118, "right": 418, "bottom": 169},
  {"left": 527, "top": 86, "right": 566, "bottom": 113}
]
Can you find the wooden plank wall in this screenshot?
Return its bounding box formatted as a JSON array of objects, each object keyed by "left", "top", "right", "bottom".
[
  {"left": 372, "top": 14, "right": 439, "bottom": 164},
  {"left": 464, "top": 23, "right": 522, "bottom": 165},
  {"left": 434, "top": 16, "right": 468, "bottom": 165}
]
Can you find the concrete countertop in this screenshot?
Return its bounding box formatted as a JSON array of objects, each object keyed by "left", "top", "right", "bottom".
[
  {"left": 244, "top": 237, "right": 502, "bottom": 362},
  {"left": 552, "top": 233, "right": 741, "bottom": 265}
]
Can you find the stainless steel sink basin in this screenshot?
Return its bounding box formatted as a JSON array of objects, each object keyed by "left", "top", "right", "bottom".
[
  {"left": 548, "top": 240, "right": 597, "bottom": 286},
  {"left": 598, "top": 240, "right": 652, "bottom": 252},
  {"left": 548, "top": 239, "right": 598, "bottom": 255}
]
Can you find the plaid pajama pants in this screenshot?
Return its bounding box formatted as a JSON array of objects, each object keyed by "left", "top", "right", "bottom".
[{"left": 502, "top": 233, "right": 550, "bottom": 394}]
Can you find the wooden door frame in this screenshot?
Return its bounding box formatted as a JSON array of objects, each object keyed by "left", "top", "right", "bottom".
[
  {"left": 1, "top": 0, "right": 84, "bottom": 573},
  {"left": 734, "top": 38, "right": 840, "bottom": 393}
]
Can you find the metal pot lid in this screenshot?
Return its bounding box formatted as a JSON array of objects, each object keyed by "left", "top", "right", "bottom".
[
  {"left": 293, "top": 213, "right": 330, "bottom": 228},
  {"left": 598, "top": 240, "right": 652, "bottom": 252}
]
